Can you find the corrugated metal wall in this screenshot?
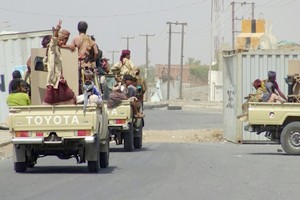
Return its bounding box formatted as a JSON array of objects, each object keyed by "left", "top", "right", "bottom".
[
  {"left": 0, "top": 30, "right": 52, "bottom": 124},
  {"left": 223, "top": 50, "right": 300, "bottom": 143}
]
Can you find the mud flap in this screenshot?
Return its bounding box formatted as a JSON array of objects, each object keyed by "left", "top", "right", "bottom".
[
  {"left": 13, "top": 144, "right": 26, "bottom": 162},
  {"left": 85, "top": 136, "right": 99, "bottom": 161}
]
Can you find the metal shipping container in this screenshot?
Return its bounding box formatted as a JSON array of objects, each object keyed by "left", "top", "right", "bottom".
[
  {"left": 0, "top": 30, "right": 52, "bottom": 124},
  {"left": 222, "top": 49, "right": 300, "bottom": 143}
]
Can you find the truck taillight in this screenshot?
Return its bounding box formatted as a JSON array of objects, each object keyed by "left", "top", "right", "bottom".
[
  {"left": 76, "top": 130, "right": 91, "bottom": 136},
  {"left": 115, "top": 119, "right": 126, "bottom": 124},
  {"left": 15, "top": 131, "right": 30, "bottom": 137},
  {"left": 36, "top": 132, "right": 43, "bottom": 137}
]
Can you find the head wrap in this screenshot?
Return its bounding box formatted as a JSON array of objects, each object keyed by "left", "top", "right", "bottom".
[
  {"left": 268, "top": 71, "right": 276, "bottom": 80},
  {"left": 252, "top": 79, "right": 261, "bottom": 88},
  {"left": 58, "top": 29, "right": 70, "bottom": 40},
  {"left": 41, "top": 35, "right": 52, "bottom": 48},
  {"left": 120, "top": 49, "right": 130, "bottom": 63},
  {"left": 12, "top": 70, "right": 21, "bottom": 79}
]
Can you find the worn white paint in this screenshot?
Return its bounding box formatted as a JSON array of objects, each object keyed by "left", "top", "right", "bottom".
[{"left": 0, "top": 30, "right": 52, "bottom": 123}]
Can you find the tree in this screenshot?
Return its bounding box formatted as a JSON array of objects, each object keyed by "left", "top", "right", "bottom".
[
  {"left": 137, "top": 65, "right": 155, "bottom": 84},
  {"left": 187, "top": 58, "right": 219, "bottom": 84}
]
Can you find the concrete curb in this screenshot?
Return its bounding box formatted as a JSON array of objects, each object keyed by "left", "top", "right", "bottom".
[
  {"left": 0, "top": 140, "right": 11, "bottom": 147},
  {"left": 144, "top": 103, "right": 169, "bottom": 110}
]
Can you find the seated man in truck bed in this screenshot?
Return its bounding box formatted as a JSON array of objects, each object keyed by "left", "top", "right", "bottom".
[
  {"left": 76, "top": 70, "right": 102, "bottom": 105},
  {"left": 7, "top": 79, "right": 31, "bottom": 106},
  {"left": 107, "top": 76, "right": 144, "bottom": 118}
]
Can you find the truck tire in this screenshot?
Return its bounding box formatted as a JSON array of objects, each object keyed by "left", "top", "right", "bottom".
[
  {"left": 88, "top": 161, "right": 100, "bottom": 172},
  {"left": 14, "top": 162, "right": 27, "bottom": 173},
  {"left": 280, "top": 122, "right": 300, "bottom": 154},
  {"left": 124, "top": 123, "right": 134, "bottom": 152},
  {"left": 87, "top": 136, "right": 100, "bottom": 172},
  {"left": 100, "top": 152, "right": 109, "bottom": 168},
  {"left": 100, "top": 134, "right": 110, "bottom": 168},
  {"left": 134, "top": 127, "right": 143, "bottom": 149}
]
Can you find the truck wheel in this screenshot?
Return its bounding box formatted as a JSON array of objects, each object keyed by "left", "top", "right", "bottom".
[
  {"left": 124, "top": 123, "right": 134, "bottom": 152},
  {"left": 134, "top": 127, "right": 143, "bottom": 149},
  {"left": 88, "top": 161, "right": 99, "bottom": 172},
  {"left": 87, "top": 136, "right": 100, "bottom": 173},
  {"left": 100, "top": 134, "right": 110, "bottom": 168},
  {"left": 100, "top": 152, "right": 109, "bottom": 168},
  {"left": 280, "top": 122, "right": 300, "bottom": 154},
  {"left": 14, "top": 162, "right": 27, "bottom": 173}
]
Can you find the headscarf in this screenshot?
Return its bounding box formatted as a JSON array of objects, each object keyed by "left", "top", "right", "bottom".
[
  {"left": 12, "top": 70, "right": 21, "bottom": 79},
  {"left": 268, "top": 71, "right": 276, "bottom": 80},
  {"left": 41, "top": 35, "right": 52, "bottom": 48},
  {"left": 252, "top": 79, "right": 261, "bottom": 88},
  {"left": 120, "top": 49, "right": 130, "bottom": 64},
  {"left": 58, "top": 29, "right": 70, "bottom": 40}
]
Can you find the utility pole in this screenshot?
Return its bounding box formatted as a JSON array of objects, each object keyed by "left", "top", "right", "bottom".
[
  {"left": 140, "top": 34, "right": 155, "bottom": 102},
  {"left": 121, "top": 36, "right": 134, "bottom": 50},
  {"left": 175, "top": 22, "right": 187, "bottom": 100},
  {"left": 140, "top": 34, "right": 155, "bottom": 80},
  {"left": 107, "top": 50, "right": 119, "bottom": 65},
  {"left": 231, "top": 1, "right": 255, "bottom": 49},
  {"left": 166, "top": 22, "right": 172, "bottom": 100},
  {"left": 166, "top": 22, "right": 185, "bottom": 100}
]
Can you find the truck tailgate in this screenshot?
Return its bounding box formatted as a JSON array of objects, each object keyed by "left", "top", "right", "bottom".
[{"left": 9, "top": 105, "right": 97, "bottom": 132}]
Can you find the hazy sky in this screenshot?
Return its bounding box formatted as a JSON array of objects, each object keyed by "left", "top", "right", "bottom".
[{"left": 0, "top": 0, "right": 298, "bottom": 66}]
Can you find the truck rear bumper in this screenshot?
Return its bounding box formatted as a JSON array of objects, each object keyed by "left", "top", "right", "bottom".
[
  {"left": 12, "top": 138, "right": 44, "bottom": 144},
  {"left": 12, "top": 136, "right": 96, "bottom": 144},
  {"left": 108, "top": 124, "right": 129, "bottom": 130}
]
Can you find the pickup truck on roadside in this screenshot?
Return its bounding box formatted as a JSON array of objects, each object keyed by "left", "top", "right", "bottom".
[
  {"left": 8, "top": 48, "right": 110, "bottom": 173},
  {"left": 244, "top": 102, "right": 300, "bottom": 154}
]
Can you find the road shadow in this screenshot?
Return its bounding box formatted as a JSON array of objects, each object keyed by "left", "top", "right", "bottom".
[
  {"left": 24, "top": 165, "right": 117, "bottom": 174},
  {"left": 109, "top": 146, "right": 153, "bottom": 153},
  {"left": 249, "top": 152, "right": 300, "bottom": 156}
]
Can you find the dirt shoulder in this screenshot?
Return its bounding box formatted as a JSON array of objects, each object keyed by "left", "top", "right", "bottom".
[{"left": 143, "top": 129, "right": 224, "bottom": 143}]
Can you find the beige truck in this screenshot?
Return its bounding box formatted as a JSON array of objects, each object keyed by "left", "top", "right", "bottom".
[
  {"left": 103, "top": 101, "right": 143, "bottom": 152},
  {"left": 8, "top": 48, "right": 110, "bottom": 173},
  {"left": 245, "top": 102, "right": 300, "bottom": 154},
  {"left": 9, "top": 105, "right": 109, "bottom": 173},
  {"left": 103, "top": 74, "right": 144, "bottom": 152}
]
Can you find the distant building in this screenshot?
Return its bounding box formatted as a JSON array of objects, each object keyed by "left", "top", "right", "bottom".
[{"left": 155, "top": 64, "right": 190, "bottom": 83}]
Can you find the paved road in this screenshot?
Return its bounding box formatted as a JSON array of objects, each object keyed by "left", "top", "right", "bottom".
[
  {"left": 143, "top": 109, "right": 223, "bottom": 130},
  {"left": 0, "top": 142, "right": 298, "bottom": 200}
]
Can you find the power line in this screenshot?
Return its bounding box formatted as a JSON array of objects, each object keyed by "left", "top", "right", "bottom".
[{"left": 0, "top": 0, "right": 209, "bottom": 18}]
